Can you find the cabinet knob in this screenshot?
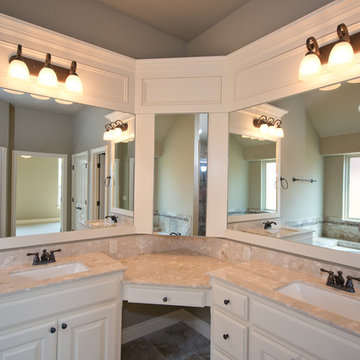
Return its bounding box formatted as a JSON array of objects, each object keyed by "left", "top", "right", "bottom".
[
  {"left": 162, "top": 297, "right": 168, "bottom": 303},
  {"left": 50, "top": 327, "right": 56, "bottom": 333},
  {"left": 61, "top": 323, "right": 68, "bottom": 329},
  {"left": 223, "top": 333, "right": 229, "bottom": 340},
  {"left": 224, "top": 299, "right": 230, "bottom": 305}
]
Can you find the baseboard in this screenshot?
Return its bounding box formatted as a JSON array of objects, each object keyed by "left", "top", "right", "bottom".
[
  {"left": 16, "top": 218, "right": 60, "bottom": 225},
  {"left": 122, "top": 308, "right": 210, "bottom": 344}
]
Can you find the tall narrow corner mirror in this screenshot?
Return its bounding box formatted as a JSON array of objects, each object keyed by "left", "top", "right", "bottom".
[
  {"left": 109, "top": 112, "right": 135, "bottom": 222},
  {"left": 0, "top": 87, "right": 135, "bottom": 241},
  {"left": 153, "top": 113, "right": 208, "bottom": 236},
  {"left": 227, "top": 104, "right": 286, "bottom": 233}
]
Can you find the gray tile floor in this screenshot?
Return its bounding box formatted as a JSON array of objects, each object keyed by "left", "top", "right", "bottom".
[{"left": 121, "top": 322, "right": 210, "bottom": 360}]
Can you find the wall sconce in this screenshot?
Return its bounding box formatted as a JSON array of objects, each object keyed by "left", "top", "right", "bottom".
[
  {"left": 299, "top": 23, "right": 360, "bottom": 80},
  {"left": 103, "top": 120, "right": 128, "bottom": 142},
  {"left": 8, "top": 44, "right": 83, "bottom": 94},
  {"left": 253, "top": 115, "right": 284, "bottom": 138}
]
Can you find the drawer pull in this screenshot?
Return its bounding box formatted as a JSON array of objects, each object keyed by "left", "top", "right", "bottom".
[
  {"left": 162, "top": 297, "right": 168, "bottom": 303},
  {"left": 223, "top": 333, "right": 229, "bottom": 340},
  {"left": 224, "top": 299, "right": 230, "bottom": 305},
  {"left": 50, "top": 327, "right": 56, "bottom": 334},
  {"left": 61, "top": 323, "right": 68, "bottom": 329}
]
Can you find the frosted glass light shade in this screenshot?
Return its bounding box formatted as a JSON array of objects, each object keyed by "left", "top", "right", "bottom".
[
  {"left": 259, "top": 123, "right": 268, "bottom": 134},
  {"left": 8, "top": 59, "right": 30, "bottom": 81},
  {"left": 298, "top": 53, "right": 321, "bottom": 81},
  {"left": 268, "top": 126, "right": 277, "bottom": 137},
  {"left": 38, "top": 67, "right": 58, "bottom": 87},
  {"left": 113, "top": 127, "right": 122, "bottom": 140},
  {"left": 276, "top": 127, "right": 284, "bottom": 138},
  {"left": 103, "top": 130, "right": 112, "bottom": 141},
  {"left": 65, "top": 74, "right": 83, "bottom": 94},
  {"left": 328, "top": 41, "right": 354, "bottom": 71}
]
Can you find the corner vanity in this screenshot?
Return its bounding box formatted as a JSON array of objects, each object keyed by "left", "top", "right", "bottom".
[{"left": 1, "top": 250, "right": 360, "bottom": 360}]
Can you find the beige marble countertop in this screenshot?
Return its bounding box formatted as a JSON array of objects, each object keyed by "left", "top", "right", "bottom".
[
  {"left": 0, "top": 253, "right": 126, "bottom": 297},
  {"left": 242, "top": 226, "right": 313, "bottom": 239},
  {"left": 121, "top": 249, "right": 228, "bottom": 288},
  {"left": 209, "top": 261, "right": 360, "bottom": 337}
]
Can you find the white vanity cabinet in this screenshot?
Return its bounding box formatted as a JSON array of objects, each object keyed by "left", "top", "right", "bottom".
[
  {"left": 211, "top": 278, "right": 360, "bottom": 360},
  {"left": 0, "top": 272, "right": 123, "bottom": 360}
]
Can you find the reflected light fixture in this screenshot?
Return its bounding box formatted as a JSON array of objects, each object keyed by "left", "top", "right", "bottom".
[
  {"left": 8, "top": 44, "right": 30, "bottom": 81},
  {"left": 65, "top": 61, "right": 83, "bottom": 94},
  {"left": 38, "top": 53, "right": 58, "bottom": 87},
  {"left": 20, "top": 155, "right": 32, "bottom": 159},
  {"left": 328, "top": 23, "right": 354, "bottom": 71},
  {"left": 253, "top": 115, "right": 284, "bottom": 138},
  {"left": 319, "top": 83, "right": 341, "bottom": 91},
  {"left": 103, "top": 120, "right": 128, "bottom": 142},
  {"left": 298, "top": 37, "right": 321, "bottom": 81}
]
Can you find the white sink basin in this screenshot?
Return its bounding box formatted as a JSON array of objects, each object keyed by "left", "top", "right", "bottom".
[
  {"left": 10, "top": 262, "right": 89, "bottom": 281},
  {"left": 277, "top": 281, "right": 360, "bottom": 322}
]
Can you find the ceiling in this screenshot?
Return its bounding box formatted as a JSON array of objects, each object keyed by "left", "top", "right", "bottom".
[
  {"left": 97, "top": 0, "right": 250, "bottom": 41},
  {"left": 301, "top": 80, "right": 360, "bottom": 138}
]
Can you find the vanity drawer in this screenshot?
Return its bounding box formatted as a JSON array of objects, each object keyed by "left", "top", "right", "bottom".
[
  {"left": 124, "top": 285, "right": 205, "bottom": 307},
  {"left": 212, "top": 308, "right": 248, "bottom": 360},
  {"left": 213, "top": 282, "right": 248, "bottom": 321},
  {"left": 251, "top": 299, "right": 360, "bottom": 360}
]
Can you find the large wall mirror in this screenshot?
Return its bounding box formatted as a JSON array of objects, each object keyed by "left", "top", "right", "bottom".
[
  {"left": 153, "top": 113, "right": 208, "bottom": 236},
  {"left": 0, "top": 88, "right": 134, "bottom": 239},
  {"left": 228, "top": 78, "right": 360, "bottom": 255}
]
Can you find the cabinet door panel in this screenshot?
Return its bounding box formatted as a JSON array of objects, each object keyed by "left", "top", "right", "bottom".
[
  {"left": 0, "top": 321, "right": 57, "bottom": 360},
  {"left": 250, "top": 331, "right": 300, "bottom": 360},
  {"left": 57, "top": 302, "right": 118, "bottom": 360}
]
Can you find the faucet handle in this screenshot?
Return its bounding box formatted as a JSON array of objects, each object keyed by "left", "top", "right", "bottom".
[
  {"left": 320, "top": 268, "right": 335, "bottom": 284},
  {"left": 49, "top": 249, "right": 61, "bottom": 262},
  {"left": 27, "top": 252, "right": 40, "bottom": 265},
  {"left": 345, "top": 276, "right": 358, "bottom": 293}
]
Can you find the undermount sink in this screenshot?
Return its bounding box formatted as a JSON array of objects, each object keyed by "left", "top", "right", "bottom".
[
  {"left": 10, "top": 262, "right": 89, "bottom": 281},
  {"left": 277, "top": 281, "right": 360, "bottom": 322}
]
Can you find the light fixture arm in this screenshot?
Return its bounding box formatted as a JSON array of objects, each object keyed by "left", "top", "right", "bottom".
[
  {"left": 337, "top": 23, "right": 350, "bottom": 42},
  {"left": 306, "top": 36, "right": 320, "bottom": 57}
]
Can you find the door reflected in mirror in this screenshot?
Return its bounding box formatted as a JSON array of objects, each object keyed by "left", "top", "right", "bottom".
[
  {"left": 228, "top": 78, "right": 360, "bottom": 255},
  {"left": 0, "top": 88, "right": 134, "bottom": 239},
  {"left": 153, "top": 113, "right": 208, "bottom": 236}
]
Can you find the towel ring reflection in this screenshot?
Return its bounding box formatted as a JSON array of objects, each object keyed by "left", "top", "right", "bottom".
[{"left": 280, "top": 176, "right": 288, "bottom": 190}]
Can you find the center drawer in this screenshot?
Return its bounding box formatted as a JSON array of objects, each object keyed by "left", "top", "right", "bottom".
[{"left": 124, "top": 284, "right": 206, "bottom": 307}]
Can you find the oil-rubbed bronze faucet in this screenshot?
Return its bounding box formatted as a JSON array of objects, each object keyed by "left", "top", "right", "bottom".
[
  {"left": 320, "top": 268, "right": 360, "bottom": 293},
  {"left": 263, "top": 221, "right": 277, "bottom": 229},
  {"left": 27, "top": 248, "right": 61, "bottom": 265}
]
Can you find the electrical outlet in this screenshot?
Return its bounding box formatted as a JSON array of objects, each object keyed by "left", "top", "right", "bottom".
[{"left": 109, "top": 240, "right": 117, "bottom": 254}]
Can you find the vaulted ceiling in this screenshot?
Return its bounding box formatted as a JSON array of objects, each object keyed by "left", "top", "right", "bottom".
[{"left": 97, "top": 0, "right": 250, "bottom": 41}]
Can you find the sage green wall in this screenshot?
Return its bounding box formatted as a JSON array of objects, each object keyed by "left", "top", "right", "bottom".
[
  {"left": 228, "top": 134, "right": 248, "bottom": 212},
  {"left": 273, "top": 96, "right": 324, "bottom": 223},
  {"left": 154, "top": 114, "right": 194, "bottom": 215},
  {"left": 16, "top": 156, "right": 60, "bottom": 221}
]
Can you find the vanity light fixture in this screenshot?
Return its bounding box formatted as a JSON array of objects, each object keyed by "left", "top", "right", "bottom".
[
  {"left": 298, "top": 37, "right": 322, "bottom": 81},
  {"left": 55, "top": 99, "right": 73, "bottom": 105},
  {"left": 30, "top": 94, "right": 50, "bottom": 101},
  {"left": 103, "top": 120, "right": 128, "bottom": 142},
  {"left": 319, "top": 83, "right": 341, "bottom": 91},
  {"left": 8, "top": 45, "right": 30, "bottom": 81},
  {"left": 328, "top": 24, "right": 354, "bottom": 71},
  {"left": 2, "top": 88, "right": 24, "bottom": 95},
  {"left": 253, "top": 115, "right": 284, "bottom": 138},
  {"left": 299, "top": 23, "right": 360, "bottom": 81},
  {"left": 8, "top": 44, "right": 83, "bottom": 93},
  {"left": 65, "top": 61, "right": 83, "bottom": 94},
  {"left": 38, "top": 53, "right": 58, "bottom": 87}
]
